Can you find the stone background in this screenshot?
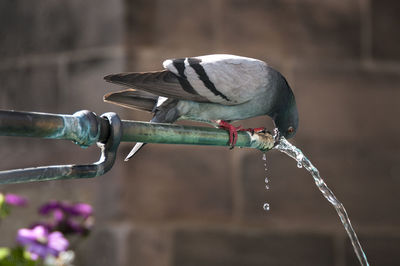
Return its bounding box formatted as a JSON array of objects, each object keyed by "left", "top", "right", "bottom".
[{"left": 0, "top": 0, "right": 399, "bottom": 265}]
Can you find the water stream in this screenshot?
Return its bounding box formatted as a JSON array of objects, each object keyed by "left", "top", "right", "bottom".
[{"left": 274, "top": 137, "right": 369, "bottom": 266}]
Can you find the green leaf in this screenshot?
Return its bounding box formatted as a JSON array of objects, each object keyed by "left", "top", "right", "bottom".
[
  {"left": 22, "top": 250, "right": 33, "bottom": 261},
  {"left": 0, "top": 247, "right": 39, "bottom": 266},
  {"left": 0, "top": 204, "right": 10, "bottom": 219},
  {"left": 0, "top": 194, "right": 6, "bottom": 218},
  {"left": 0, "top": 248, "right": 10, "bottom": 260}
]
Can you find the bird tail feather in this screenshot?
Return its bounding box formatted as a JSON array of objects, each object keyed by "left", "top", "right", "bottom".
[
  {"left": 125, "top": 142, "right": 146, "bottom": 161},
  {"left": 104, "top": 89, "right": 158, "bottom": 112}
]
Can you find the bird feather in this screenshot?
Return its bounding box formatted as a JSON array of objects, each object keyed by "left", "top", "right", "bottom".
[{"left": 103, "top": 89, "right": 158, "bottom": 112}]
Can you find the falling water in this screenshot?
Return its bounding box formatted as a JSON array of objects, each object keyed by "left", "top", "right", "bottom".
[
  {"left": 262, "top": 153, "right": 270, "bottom": 190},
  {"left": 275, "top": 137, "right": 369, "bottom": 266},
  {"left": 262, "top": 153, "right": 270, "bottom": 211}
]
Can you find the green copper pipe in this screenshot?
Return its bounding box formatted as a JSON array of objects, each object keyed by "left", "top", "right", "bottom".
[
  {"left": 121, "top": 121, "right": 274, "bottom": 151},
  {"left": 0, "top": 110, "right": 108, "bottom": 148},
  {"left": 0, "top": 112, "right": 122, "bottom": 184},
  {"left": 0, "top": 110, "right": 275, "bottom": 151},
  {"left": 0, "top": 110, "right": 275, "bottom": 184}
]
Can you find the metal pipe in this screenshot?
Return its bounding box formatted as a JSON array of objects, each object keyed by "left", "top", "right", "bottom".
[
  {"left": 121, "top": 121, "right": 274, "bottom": 151},
  {"left": 0, "top": 110, "right": 275, "bottom": 151},
  {"left": 0, "top": 112, "right": 122, "bottom": 184},
  {"left": 0, "top": 109, "right": 275, "bottom": 184},
  {"left": 0, "top": 110, "right": 109, "bottom": 147}
]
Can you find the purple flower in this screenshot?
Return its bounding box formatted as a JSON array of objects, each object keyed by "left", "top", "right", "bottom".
[
  {"left": 17, "top": 225, "right": 69, "bottom": 260},
  {"left": 38, "top": 201, "right": 93, "bottom": 235},
  {"left": 4, "top": 193, "right": 27, "bottom": 207},
  {"left": 29, "top": 222, "right": 54, "bottom": 232},
  {"left": 69, "top": 203, "right": 92, "bottom": 219},
  {"left": 39, "top": 201, "right": 63, "bottom": 217},
  {"left": 39, "top": 201, "right": 92, "bottom": 218}
]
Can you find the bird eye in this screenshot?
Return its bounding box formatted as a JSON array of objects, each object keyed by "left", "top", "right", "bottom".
[{"left": 287, "top": 126, "right": 294, "bottom": 133}]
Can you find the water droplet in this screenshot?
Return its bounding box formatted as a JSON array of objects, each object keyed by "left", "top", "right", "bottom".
[
  {"left": 262, "top": 153, "right": 267, "bottom": 161},
  {"left": 264, "top": 177, "right": 269, "bottom": 184},
  {"left": 263, "top": 203, "right": 270, "bottom": 211},
  {"left": 296, "top": 154, "right": 304, "bottom": 168},
  {"left": 265, "top": 184, "right": 270, "bottom": 190}
]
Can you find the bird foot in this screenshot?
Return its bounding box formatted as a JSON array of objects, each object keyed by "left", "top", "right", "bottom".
[{"left": 217, "top": 120, "right": 242, "bottom": 149}]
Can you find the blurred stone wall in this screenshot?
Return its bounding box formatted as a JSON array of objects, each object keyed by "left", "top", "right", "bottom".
[
  {"left": 1, "top": 0, "right": 400, "bottom": 266},
  {"left": 0, "top": 0, "right": 126, "bottom": 265}
]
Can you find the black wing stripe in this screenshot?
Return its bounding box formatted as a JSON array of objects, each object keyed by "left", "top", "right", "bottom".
[
  {"left": 172, "top": 59, "right": 200, "bottom": 95},
  {"left": 187, "top": 58, "right": 231, "bottom": 102},
  {"left": 172, "top": 58, "right": 186, "bottom": 77}
]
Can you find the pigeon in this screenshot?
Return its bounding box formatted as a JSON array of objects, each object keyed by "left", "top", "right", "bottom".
[{"left": 104, "top": 54, "right": 298, "bottom": 160}]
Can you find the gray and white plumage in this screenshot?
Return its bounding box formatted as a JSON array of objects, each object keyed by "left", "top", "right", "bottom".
[{"left": 104, "top": 54, "right": 299, "bottom": 160}]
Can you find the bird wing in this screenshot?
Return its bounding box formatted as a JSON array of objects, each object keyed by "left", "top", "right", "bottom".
[
  {"left": 163, "top": 54, "right": 269, "bottom": 105},
  {"left": 104, "top": 54, "right": 269, "bottom": 106},
  {"left": 103, "top": 89, "right": 158, "bottom": 112},
  {"left": 104, "top": 70, "right": 210, "bottom": 103}
]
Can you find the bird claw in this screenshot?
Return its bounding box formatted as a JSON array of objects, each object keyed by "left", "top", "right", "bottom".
[
  {"left": 218, "top": 122, "right": 270, "bottom": 149},
  {"left": 217, "top": 120, "right": 241, "bottom": 148}
]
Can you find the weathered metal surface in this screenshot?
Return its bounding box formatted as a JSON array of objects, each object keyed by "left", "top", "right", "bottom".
[
  {"left": 0, "top": 112, "right": 121, "bottom": 184},
  {"left": 121, "top": 121, "right": 275, "bottom": 151},
  {"left": 0, "top": 109, "right": 275, "bottom": 150},
  {"left": 0, "top": 110, "right": 109, "bottom": 147},
  {"left": 0, "top": 109, "right": 275, "bottom": 184},
  {"left": 0, "top": 110, "right": 65, "bottom": 138}
]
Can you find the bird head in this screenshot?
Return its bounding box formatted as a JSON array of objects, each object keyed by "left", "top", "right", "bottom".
[
  {"left": 272, "top": 75, "right": 299, "bottom": 139},
  {"left": 274, "top": 100, "right": 298, "bottom": 139}
]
